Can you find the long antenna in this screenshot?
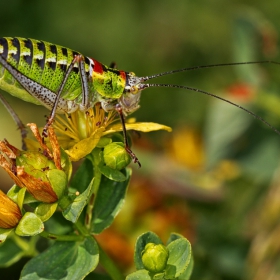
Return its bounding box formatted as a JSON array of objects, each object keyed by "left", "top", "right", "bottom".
[
  {"left": 141, "top": 61, "right": 280, "bottom": 81},
  {"left": 144, "top": 83, "right": 280, "bottom": 136}
]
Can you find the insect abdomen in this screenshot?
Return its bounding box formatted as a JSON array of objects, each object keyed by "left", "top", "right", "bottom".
[{"left": 0, "top": 37, "right": 90, "bottom": 105}]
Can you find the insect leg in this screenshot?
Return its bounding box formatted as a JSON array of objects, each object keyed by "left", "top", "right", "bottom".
[
  {"left": 77, "top": 56, "right": 89, "bottom": 110},
  {"left": 43, "top": 55, "right": 88, "bottom": 136},
  {"left": 109, "top": 62, "right": 117, "bottom": 69},
  {"left": 0, "top": 93, "right": 27, "bottom": 150},
  {"left": 115, "top": 104, "right": 141, "bottom": 167}
]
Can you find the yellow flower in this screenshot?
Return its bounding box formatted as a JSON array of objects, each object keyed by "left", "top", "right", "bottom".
[
  {"left": 52, "top": 103, "right": 172, "bottom": 161},
  {"left": 0, "top": 190, "right": 22, "bottom": 229}
]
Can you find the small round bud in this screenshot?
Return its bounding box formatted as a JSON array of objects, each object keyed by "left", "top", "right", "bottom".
[
  {"left": 103, "top": 142, "right": 131, "bottom": 170},
  {"left": 142, "top": 243, "right": 169, "bottom": 273},
  {"left": 16, "top": 151, "right": 67, "bottom": 203}
]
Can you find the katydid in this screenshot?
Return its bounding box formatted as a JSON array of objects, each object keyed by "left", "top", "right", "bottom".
[{"left": 0, "top": 37, "right": 279, "bottom": 166}]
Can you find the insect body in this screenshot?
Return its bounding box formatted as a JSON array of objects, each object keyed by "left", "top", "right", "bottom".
[
  {"left": 0, "top": 37, "right": 142, "bottom": 115},
  {"left": 0, "top": 37, "right": 148, "bottom": 165},
  {"left": 0, "top": 37, "right": 280, "bottom": 166}
]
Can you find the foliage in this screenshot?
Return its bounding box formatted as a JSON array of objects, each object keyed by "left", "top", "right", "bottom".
[
  {"left": 1, "top": 1, "right": 280, "bottom": 280},
  {"left": 0, "top": 110, "right": 192, "bottom": 279}
]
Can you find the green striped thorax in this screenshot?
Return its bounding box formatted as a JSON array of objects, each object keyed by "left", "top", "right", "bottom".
[{"left": 0, "top": 37, "right": 146, "bottom": 116}]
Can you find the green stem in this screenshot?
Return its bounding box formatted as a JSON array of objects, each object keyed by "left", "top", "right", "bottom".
[
  {"left": 98, "top": 242, "right": 124, "bottom": 280},
  {"left": 13, "top": 234, "right": 38, "bottom": 257},
  {"left": 58, "top": 195, "right": 72, "bottom": 210},
  {"left": 74, "top": 219, "right": 90, "bottom": 236},
  {"left": 85, "top": 150, "right": 102, "bottom": 230},
  {"left": 40, "top": 230, "right": 84, "bottom": 241}
]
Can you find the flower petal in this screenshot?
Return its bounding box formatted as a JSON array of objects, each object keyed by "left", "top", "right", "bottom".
[
  {"left": 65, "top": 128, "right": 105, "bottom": 161},
  {"left": 104, "top": 122, "right": 172, "bottom": 134},
  {"left": 0, "top": 190, "right": 22, "bottom": 229},
  {"left": 0, "top": 154, "right": 25, "bottom": 188},
  {"left": 17, "top": 167, "right": 58, "bottom": 203}
]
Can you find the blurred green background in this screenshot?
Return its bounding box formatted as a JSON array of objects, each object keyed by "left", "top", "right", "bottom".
[{"left": 1, "top": 1, "right": 280, "bottom": 279}]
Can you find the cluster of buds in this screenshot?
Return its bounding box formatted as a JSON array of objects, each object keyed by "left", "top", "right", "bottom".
[
  {"left": 0, "top": 124, "right": 69, "bottom": 240},
  {"left": 0, "top": 105, "right": 171, "bottom": 241},
  {"left": 0, "top": 124, "right": 68, "bottom": 204}
]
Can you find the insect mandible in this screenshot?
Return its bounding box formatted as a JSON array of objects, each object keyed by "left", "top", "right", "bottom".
[{"left": 0, "top": 37, "right": 280, "bottom": 167}]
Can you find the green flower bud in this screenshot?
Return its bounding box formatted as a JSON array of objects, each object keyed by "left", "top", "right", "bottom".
[
  {"left": 0, "top": 138, "right": 67, "bottom": 204},
  {"left": 103, "top": 142, "right": 131, "bottom": 170},
  {"left": 142, "top": 243, "right": 169, "bottom": 273},
  {"left": 16, "top": 151, "right": 56, "bottom": 182}
]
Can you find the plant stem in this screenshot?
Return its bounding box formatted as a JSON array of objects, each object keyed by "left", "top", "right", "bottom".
[
  {"left": 75, "top": 219, "right": 89, "bottom": 236},
  {"left": 85, "top": 150, "right": 102, "bottom": 230},
  {"left": 98, "top": 242, "right": 124, "bottom": 280},
  {"left": 13, "top": 234, "right": 38, "bottom": 257},
  {"left": 58, "top": 195, "right": 72, "bottom": 210},
  {"left": 40, "top": 230, "right": 84, "bottom": 241}
]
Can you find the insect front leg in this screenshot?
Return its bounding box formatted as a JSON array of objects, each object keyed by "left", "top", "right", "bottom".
[
  {"left": 115, "top": 104, "right": 141, "bottom": 167},
  {"left": 0, "top": 93, "right": 27, "bottom": 150},
  {"left": 43, "top": 55, "right": 90, "bottom": 136}
]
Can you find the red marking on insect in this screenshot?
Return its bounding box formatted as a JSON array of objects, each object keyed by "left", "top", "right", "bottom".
[
  {"left": 120, "top": 71, "right": 126, "bottom": 82},
  {"left": 93, "top": 59, "right": 103, "bottom": 74}
]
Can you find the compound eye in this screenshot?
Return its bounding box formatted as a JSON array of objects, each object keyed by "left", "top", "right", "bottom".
[{"left": 130, "top": 86, "right": 138, "bottom": 94}]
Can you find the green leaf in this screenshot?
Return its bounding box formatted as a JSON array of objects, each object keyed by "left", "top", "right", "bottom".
[
  {"left": 20, "top": 236, "right": 99, "bottom": 280},
  {"left": 91, "top": 168, "right": 131, "bottom": 234},
  {"left": 35, "top": 202, "right": 58, "bottom": 222},
  {"left": 134, "top": 232, "right": 163, "bottom": 270},
  {"left": 126, "top": 269, "right": 152, "bottom": 280},
  {"left": 23, "top": 192, "right": 40, "bottom": 204},
  {"left": 85, "top": 271, "right": 112, "bottom": 279},
  {"left": 177, "top": 256, "right": 193, "bottom": 280},
  {"left": 165, "top": 238, "right": 192, "bottom": 279},
  {"left": 60, "top": 148, "right": 73, "bottom": 181},
  {"left": 0, "top": 238, "right": 24, "bottom": 267},
  {"left": 47, "top": 169, "right": 67, "bottom": 199},
  {"left": 166, "top": 232, "right": 184, "bottom": 245},
  {"left": 96, "top": 137, "right": 112, "bottom": 148},
  {"left": 153, "top": 272, "right": 165, "bottom": 279},
  {"left": 62, "top": 179, "right": 94, "bottom": 223},
  {"left": 7, "top": 185, "right": 21, "bottom": 201},
  {"left": 69, "top": 158, "right": 94, "bottom": 193},
  {"left": 17, "top": 187, "right": 27, "bottom": 210},
  {"left": 0, "top": 228, "right": 13, "bottom": 244},
  {"left": 7, "top": 186, "right": 26, "bottom": 210},
  {"left": 15, "top": 213, "right": 44, "bottom": 236},
  {"left": 7, "top": 185, "right": 38, "bottom": 204},
  {"left": 99, "top": 165, "right": 127, "bottom": 182}
]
